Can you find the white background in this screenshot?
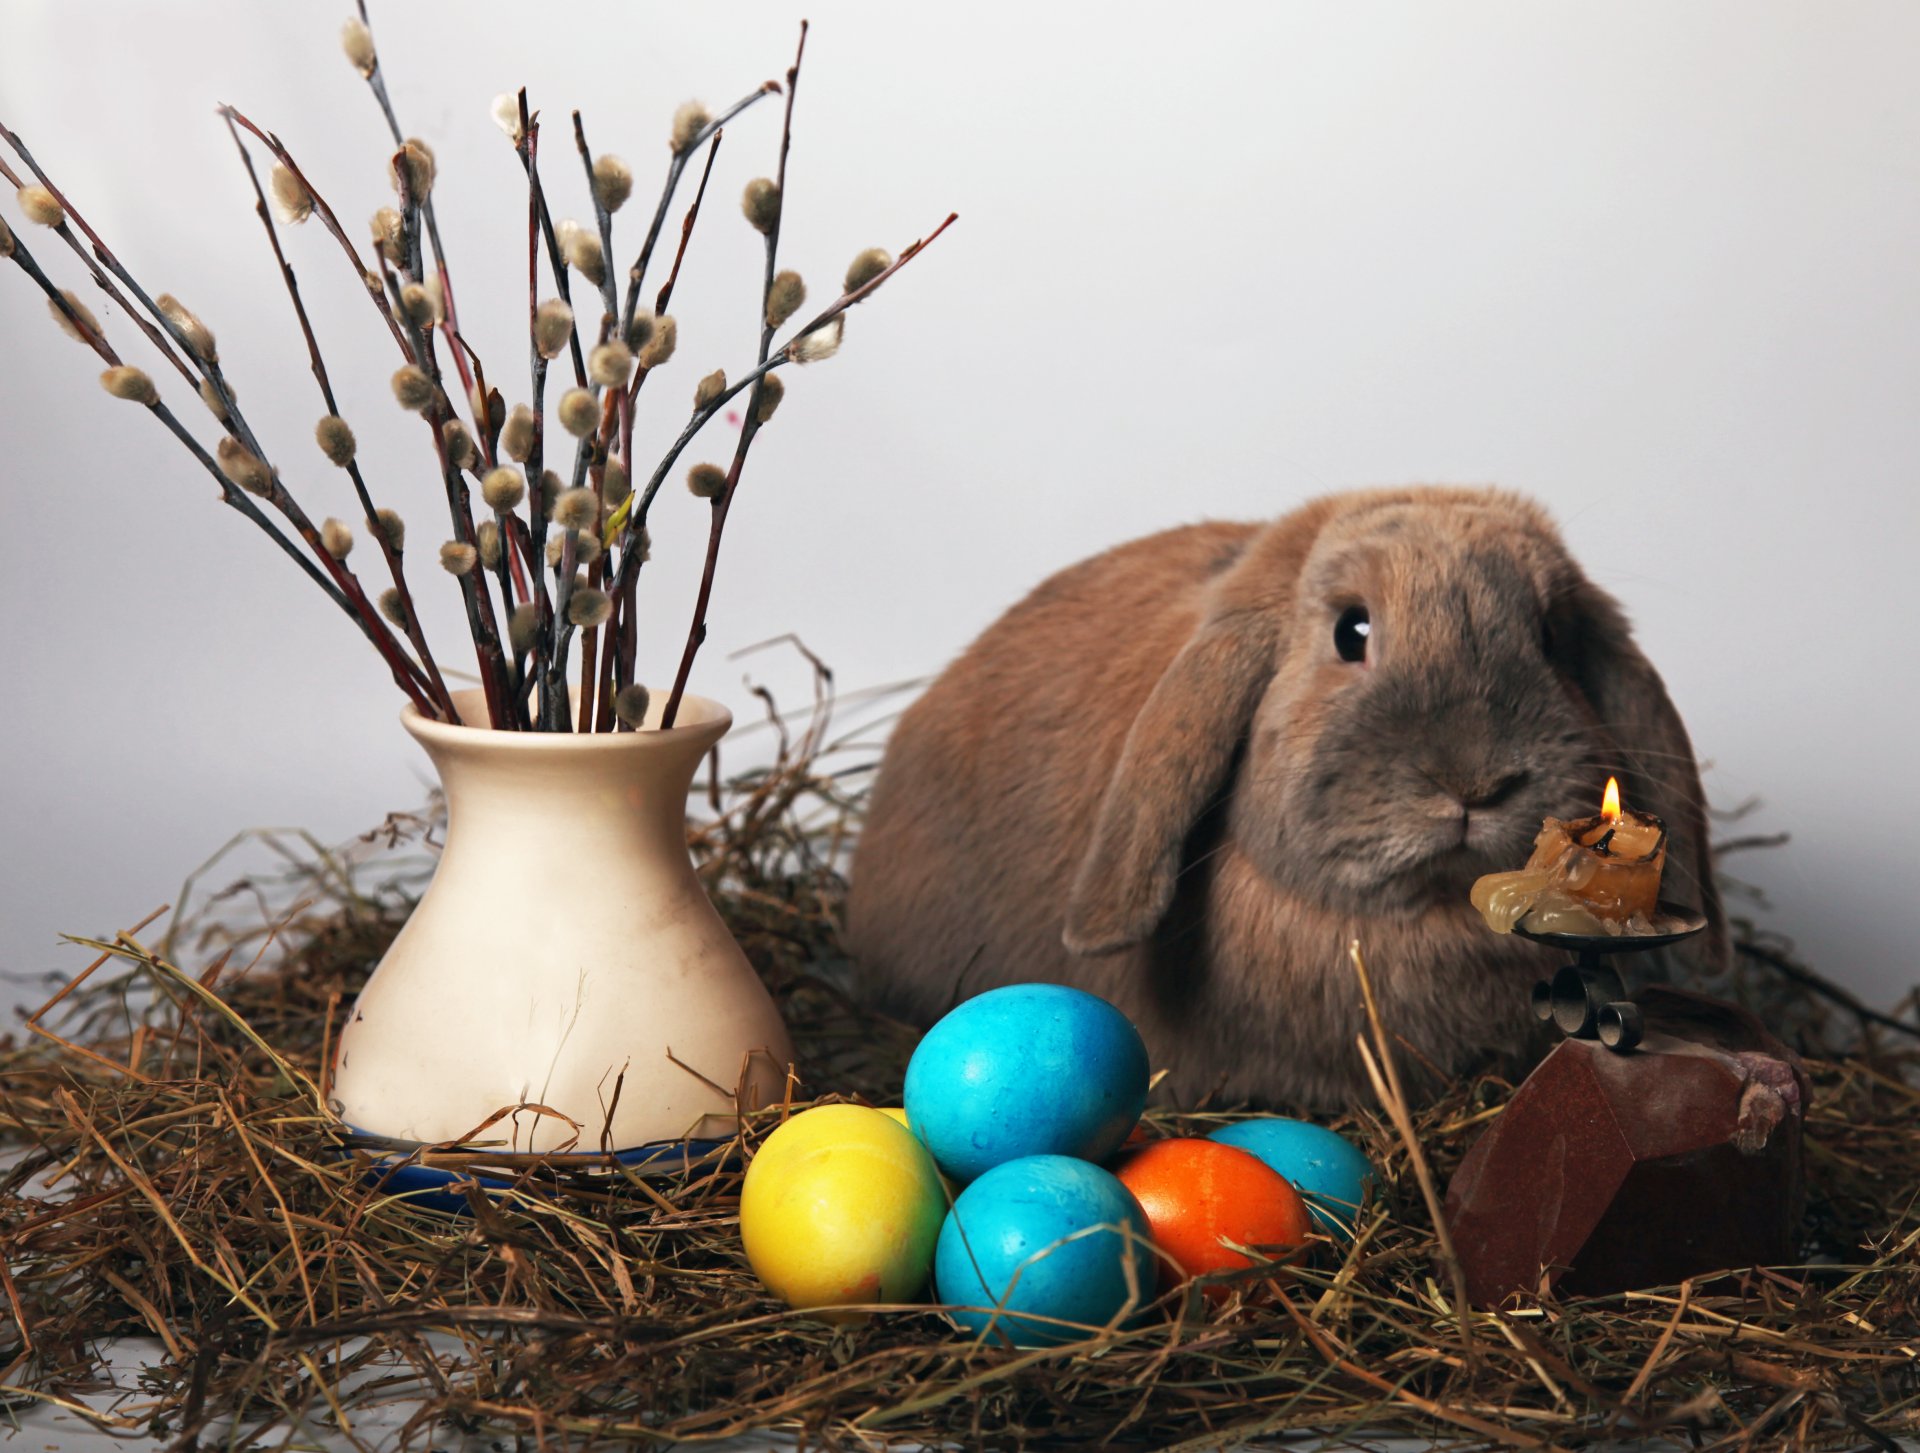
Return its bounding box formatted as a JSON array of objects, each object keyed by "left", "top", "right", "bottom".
[{"left": 3, "top": 1, "right": 1917, "bottom": 1021}]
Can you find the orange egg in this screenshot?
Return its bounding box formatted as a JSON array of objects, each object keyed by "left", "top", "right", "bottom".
[{"left": 1114, "top": 1137, "right": 1313, "bottom": 1296}]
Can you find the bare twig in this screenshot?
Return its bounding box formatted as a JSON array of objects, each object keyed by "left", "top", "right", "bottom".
[{"left": 1349, "top": 939, "right": 1476, "bottom": 1359}]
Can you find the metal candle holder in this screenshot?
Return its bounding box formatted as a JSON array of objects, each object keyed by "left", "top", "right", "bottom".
[{"left": 1514, "top": 902, "right": 1708, "bottom": 1053}]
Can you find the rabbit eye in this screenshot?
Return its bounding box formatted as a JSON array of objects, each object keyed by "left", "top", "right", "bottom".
[{"left": 1334, "top": 606, "right": 1370, "bottom": 663}]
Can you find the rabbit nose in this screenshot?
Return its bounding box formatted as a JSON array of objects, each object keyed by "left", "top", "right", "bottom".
[{"left": 1449, "top": 771, "right": 1529, "bottom": 810}]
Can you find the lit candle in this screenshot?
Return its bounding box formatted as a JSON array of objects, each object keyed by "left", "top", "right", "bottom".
[{"left": 1470, "top": 777, "right": 1668, "bottom": 936}]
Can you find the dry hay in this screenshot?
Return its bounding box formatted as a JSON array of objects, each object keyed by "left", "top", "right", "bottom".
[{"left": 3, "top": 684, "right": 1917, "bottom": 1451}]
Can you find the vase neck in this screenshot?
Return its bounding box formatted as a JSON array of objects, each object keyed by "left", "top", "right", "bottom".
[{"left": 402, "top": 691, "right": 729, "bottom": 861}]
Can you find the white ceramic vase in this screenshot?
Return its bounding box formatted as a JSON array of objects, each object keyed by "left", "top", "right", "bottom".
[{"left": 329, "top": 688, "right": 794, "bottom": 1156}]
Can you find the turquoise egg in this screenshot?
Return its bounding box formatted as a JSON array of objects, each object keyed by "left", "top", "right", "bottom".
[
  {"left": 904, "top": 983, "right": 1149, "bottom": 1184},
  {"left": 933, "top": 1154, "right": 1155, "bottom": 1347},
  {"left": 1208, "top": 1117, "right": 1374, "bottom": 1241}
]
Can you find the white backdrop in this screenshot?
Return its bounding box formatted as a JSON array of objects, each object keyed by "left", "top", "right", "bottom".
[{"left": 2, "top": 1, "right": 1915, "bottom": 1013}]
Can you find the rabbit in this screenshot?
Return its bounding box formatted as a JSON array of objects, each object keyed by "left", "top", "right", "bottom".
[{"left": 845, "top": 486, "right": 1726, "bottom": 1110}]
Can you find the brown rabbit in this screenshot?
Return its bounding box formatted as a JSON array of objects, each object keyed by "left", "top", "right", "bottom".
[{"left": 846, "top": 486, "right": 1725, "bottom": 1109}]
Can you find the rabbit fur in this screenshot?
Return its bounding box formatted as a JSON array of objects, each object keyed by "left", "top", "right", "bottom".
[{"left": 846, "top": 486, "right": 1726, "bottom": 1109}]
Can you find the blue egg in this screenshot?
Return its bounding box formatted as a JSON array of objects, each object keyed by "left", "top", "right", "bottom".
[
  {"left": 933, "top": 1155, "right": 1155, "bottom": 1347},
  {"left": 904, "top": 983, "right": 1149, "bottom": 1184},
  {"left": 1208, "top": 1118, "right": 1374, "bottom": 1241}
]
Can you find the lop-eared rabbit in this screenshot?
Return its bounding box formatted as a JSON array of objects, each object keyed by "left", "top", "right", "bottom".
[{"left": 847, "top": 487, "right": 1724, "bottom": 1108}]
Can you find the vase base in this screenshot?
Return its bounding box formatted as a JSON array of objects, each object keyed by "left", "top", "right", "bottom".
[{"left": 343, "top": 1126, "right": 736, "bottom": 1214}]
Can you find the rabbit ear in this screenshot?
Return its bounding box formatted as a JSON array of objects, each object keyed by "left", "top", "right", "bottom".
[
  {"left": 1568, "top": 588, "right": 1729, "bottom": 973},
  {"left": 1063, "top": 608, "right": 1278, "bottom": 956}
]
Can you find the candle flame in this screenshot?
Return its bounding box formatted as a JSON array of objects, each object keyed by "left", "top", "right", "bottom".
[{"left": 1601, "top": 776, "right": 1622, "bottom": 823}]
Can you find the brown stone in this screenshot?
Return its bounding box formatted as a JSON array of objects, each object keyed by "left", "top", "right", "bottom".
[{"left": 1443, "top": 989, "right": 1807, "bottom": 1308}]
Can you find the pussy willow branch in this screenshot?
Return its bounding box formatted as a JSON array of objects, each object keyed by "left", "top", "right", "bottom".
[
  {"left": 571, "top": 112, "right": 621, "bottom": 335},
  {"left": 351, "top": 0, "right": 479, "bottom": 419},
  {"left": 598, "top": 134, "right": 725, "bottom": 731},
  {"left": 0, "top": 132, "right": 257, "bottom": 469},
  {"left": 382, "top": 256, "right": 516, "bottom": 728},
  {"left": 654, "top": 208, "right": 958, "bottom": 728},
  {"left": 221, "top": 110, "right": 410, "bottom": 360},
  {"left": 450, "top": 328, "right": 524, "bottom": 620},
  {"left": 218, "top": 109, "right": 520, "bottom": 719},
  {"left": 617, "top": 82, "right": 782, "bottom": 341},
  {"left": 604, "top": 210, "right": 959, "bottom": 724},
  {"left": 0, "top": 144, "right": 196, "bottom": 392},
  {"left": 512, "top": 99, "right": 565, "bottom": 728},
  {"left": 2, "top": 124, "right": 438, "bottom": 716},
  {"left": 660, "top": 136, "right": 960, "bottom": 729},
  {"left": 657, "top": 23, "right": 809, "bottom": 729},
  {"left": 221, "top": 113, "right": 457, "bottom": 722},
  {"left": 0, "top": 230, "right": 394, "bottom": 656},
  {"left": 223, "top": 107, "right": 509, "bottom": 724},
  {"left": 571, "top": 109, "right": 622, "bottom": 732},
  {"left": 514, "top": 102, "right": 554, "bottom": 720}
]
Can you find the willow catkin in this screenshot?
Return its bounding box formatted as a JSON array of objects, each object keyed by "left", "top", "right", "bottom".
[
  {"left": 398, "top": 282, "right": 437, "bottom": 328},
  {"left": 567, "top": 588, "right": 611, "bottom": 628},
  {"left": 557, "top": 388, "right": 598, "bottom": 438},
  {"left": 766, "top": 270, "right": 806, "bottom": 329},
  {"left": 316, "top": 415, "right": 357, "bottom": 466},
  {"left": 156, "top": 294, "right": 217, "bottom": 363},
  {"left": 269, "top": 165, "right": 313, "bottom": 225},
  {"left": 552, "top": 487, "right": 599, "bottom": 532},
  {"left": 390, "top": 139, "right": 435, "bottom": 201},
  {"left": 16, "top": 185, "right": 64, "bottom": 228},
  {"left": 376, "top": 508, "right": 406, "bottom": 551},
  {"left": 670, "top": 101, "right": 711, "bottom": 152},
  {"left": 441, "top": 418, "right": 477, "bottom": 471},
  {"left": 613, "top": 683, "right": 652, "bottom": 727},
  {"left": 217, "top": 436, "right": 272, "bottom": 495},
  {"left": 790, "top": 315, "right": 844, "bottom": 364},
  {"left": 341, "top": 17, "right": 377, "bottom": 75},
  {"left": 753, "top": 373, "right": 786, "bottom": 424},
  {"left": 741, "top": 178, "right": 780, "bottom": 234},
  {"left": 592, "top": 154, "right": 634, "bottom": 213},
  {"left": 845, "top": 246, "right": 893, "bottom": 293},
  {"left": 390, "top": 366, "right": 435, "bottom": 412},
  {"left": 638, "top": 315, "right": 676, "bottom": 369},
  {"left": 501, "top": 404, "right": 536, "bottom": 463},
  {"left": 533, "top": 300, "right": 573, "bottom": 361},
  {"left": 558, "top": 220, "right": 605, "bottom": 287},
  {"left": 481, "top": 466, "right": 526, "bottom": 511},
  {"left": 99, "top": 366, "right": 157, "bottom": 405},
  {"left": 588, "top": 342, "right": 633, "bottom": 389},
  {"left": 49, "top": 290, "right": 100, "bottom": 344}
]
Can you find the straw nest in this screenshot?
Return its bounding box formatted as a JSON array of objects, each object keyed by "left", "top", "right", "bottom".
[{"left": 3, "top": 683, "right": 1917, "bottom": 1451}]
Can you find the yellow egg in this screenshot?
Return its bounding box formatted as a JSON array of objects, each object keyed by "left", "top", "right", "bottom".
[
  {"left": 876, "top": 1106, "right": 910, "bottom": 1128},
  {"left": 740, "top": 1105, "right": 946, "bottom": 1316}
]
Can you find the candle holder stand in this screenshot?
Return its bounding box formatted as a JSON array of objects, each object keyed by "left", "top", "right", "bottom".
[{"left": 1515, "top": 902, "right": 1708, "bottom": 1053}]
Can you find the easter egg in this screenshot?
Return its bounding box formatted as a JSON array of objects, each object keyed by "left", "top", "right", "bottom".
[
  {"left": 740, "top": 1105, "right": 945, "bottom": 1316},
  {"left": 933, "top": 1154, "right": 1156, "bottom": 1347},
  {"left": 1208, "top": 1117, "right": 1374, "bottom": 1241},
  {"left": 905, "top": 983, "right": 1150, "bottom": 1184},
  {"left": 1114, "top": 1138, "right": 1312, "bottom": 1295}
]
